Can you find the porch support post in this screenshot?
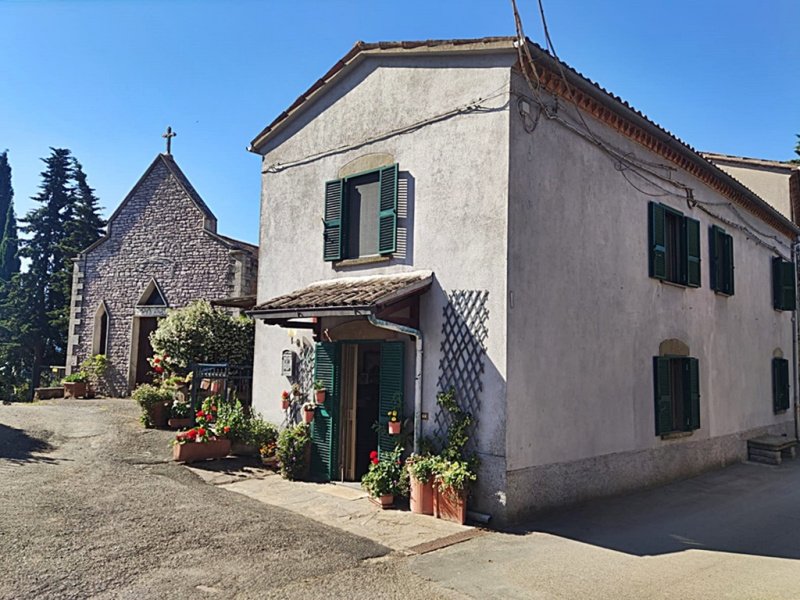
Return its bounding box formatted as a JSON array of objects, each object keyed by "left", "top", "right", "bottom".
[{"left": 367, "top": 314, "right": 423, "bottom": 454}]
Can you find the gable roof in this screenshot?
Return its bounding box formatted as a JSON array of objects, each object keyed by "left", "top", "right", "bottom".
[
  {"left": 248, "top": 36, "right": 799, "bottom": 239},
  {"left": 701, "top": 152, "right": 797, "bottom": 173}
]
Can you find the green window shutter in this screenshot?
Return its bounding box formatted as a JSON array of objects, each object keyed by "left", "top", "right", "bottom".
[
  {"left": 312, "top": 342, "right": 340, "bottom": 480},
  {"left": 773, "top": 357, "right": 790, "bottom": 412},
  {"left": 710, "top": 226, "right": 734, "bottom": 295},
  {"left": 709, "top": 225, "right": 722, "bottom": 291},
  {"left": 377, "top": 164, "right": 398, "bottom": 255},
  {"left": 723, "top": 232, "right": 734, "bottom": 295},
  {"left": 653, "top": 356, "right": 672, "bottom": 435},
  {"left": 773, "top": 257, "right": 796, "bottom": 311},
  {"left": 323, "top": 179, "right": 344, "bottom": 261},
  {"left": 378, "top": 341, "right": 404, "bottom": 459},
  {"left": 648, "top": 202, "right": 667, "bottom": 280},
  {"left": 684, "top": 217, "right": 701, "bottom": 288},
  {"left": 684, "top": 357, "right": 700, "bottom": 430}
]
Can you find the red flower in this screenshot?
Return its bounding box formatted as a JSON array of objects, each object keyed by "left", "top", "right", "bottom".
[
  {"left": 210, "top": 405, "right": 217, "bottom": 412},
  {"left": 186, "top": 429, "right": 197, "bottom": 439},
  {"left": 371, "top": 458, "right": 379, "bottom": 465},
  {"left": 281, "top": 391, "right": 290, "bottom": 399},
  {"left": 197, "top": 427, "right": 206, "bottom": 437},
  {"left": 369, "top": 450, "right": 378, "bottom": 459},
  {"left": 154, "top": 366, "right": 164, "bottom": 374},
  {"left": 196, "top": 410, "right": 205, "bottom": 418},
  {"left": 223, "top": 426, "right": 230, "bottom": 434},
  {"left": 153, "top": 357, "right": 161, "bottom": 363}
]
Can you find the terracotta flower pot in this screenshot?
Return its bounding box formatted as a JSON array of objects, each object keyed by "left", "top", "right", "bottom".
[
  {"left": 64, "top": 382, "right": 87, "bottom": 399},
  {"left": 388, "top": 421, "right": 401, "bottom": 435},
  {"left": 281, "top": 399, "right": 290, "bottom": 410},
  {"left": 302, "top": 408, "right": 315, "bottom": 424},
  {"left": 168, "top": 417, "right": 192, "bottom": 430},
  {"left": 433, "top": 485, "right": 467, "bottom": 524},
  {"left": 261, "top": 455, "right": 279, "bottom": 469},
  {"left": 231, "top": 441, "right": 259, "bottom": 457},
  {"left": 369, "top": 494, "right": 394, "bottom": 509},
  {"left": 410, "top": 476, "right": 434, "bottom": 515},
  {"left": 315, "top": 389, "right": 326, "bottom": 404},
  {"left": 172, "top": 438, "right": 231, "bottom": 463},
  {"left": 147, "top": 401, "right": 171, "bottom": 429}
]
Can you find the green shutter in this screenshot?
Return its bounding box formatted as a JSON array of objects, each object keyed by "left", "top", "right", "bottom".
[
  {"left": 709, "top": 225, "right": 722, "bottom": 291},
  {"left": 773, "top": 357, "right": 790, "bottom": 413},
  {"left": 649, "top": 202, "right": 667, "bottom": 280},
  {"left": 377, "top": 164, "right": 398, "bottom": 255},
  {"left": 723, "top": 232, "right": 734, "bottom": 295},
  {"left": 323, "top": 179, "right": 344, "bottom": 261},
  {"left": 684, "top": 357, "right": 700, "bottom": 430},
  {"left": 653, "top": 356, "right": 672, "bottom": 435},
  {"left": 312, "top": 342, "right": 340, "bottom": 480},
  {"left": 685, "top": 217, "right": 701, "bottom": 288},
  {"left": 378, "top": 341, "right": 404, "bottom": 459},
  {"left": 710, "top": 226, "right": 734, "bottom": 295},
  {"left": 773, "top": 258, "right": 796, "bottom": 311}
]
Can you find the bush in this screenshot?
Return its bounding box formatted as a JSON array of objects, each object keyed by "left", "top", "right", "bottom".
[
  {"left": 63, "top": 372, "right": 88, "bottom": 383},
  {"left": 276, "top": 423, "right": 310, "bottom": 480},
  {"left": 361, "top": 446, "right": 408, "bottom": 498},
  {"left": 149, "top": 300, "right": 254, "bottom": 372},
  {"left": 132, "top": 384, "right": 173, "bottom": 428},
  {"left": 80, "top": 354, "right": 109, "bottom": 394},
  {"left": 406, "top": 453, "right": 438, "bottom": 484}
]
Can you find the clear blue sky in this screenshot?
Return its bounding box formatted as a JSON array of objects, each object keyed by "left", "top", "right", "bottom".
[{"left": 1, "top": 0, "right": 797, "bottom": 245}]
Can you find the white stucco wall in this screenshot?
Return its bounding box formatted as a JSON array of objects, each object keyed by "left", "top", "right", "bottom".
[
  {"left": 505, "top": 74, "right": 795, "bottom": 517},
  {"left": 251, "top": 52, "right": 515, "bottom": 513},
  {"left": 712, "top": 162, "right": 792, "bottom": 220}
]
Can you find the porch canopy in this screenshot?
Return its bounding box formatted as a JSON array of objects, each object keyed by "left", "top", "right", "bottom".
[{"left": 248, "top": 270, "right": 433, "bottom": 325}]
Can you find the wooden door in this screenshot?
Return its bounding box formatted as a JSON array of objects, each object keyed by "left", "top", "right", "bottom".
[{"left": 340, "top": 345, "right": 358, "bottom": 481}]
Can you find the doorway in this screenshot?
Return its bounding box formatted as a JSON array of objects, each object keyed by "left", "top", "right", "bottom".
[
  {"left": 340, "top": 343, "right": 381, "bottom": 481},
  {"left": 134, "top": 317, "right": 159, "bottom": 385}
]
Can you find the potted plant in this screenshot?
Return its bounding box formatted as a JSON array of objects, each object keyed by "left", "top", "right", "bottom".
[
  {"left": 276, "top": 423, "right": 311, "bottom": 480},
  {"left": 432, "top": 459, "right": 476, "bottom": 524},
  {"left": 281, "top": 390, "right": 291, "bottom": 410},
  {"left": 167, "top": 397, "right": 192, "bottom": 429},
  {"left": 80, "top": 354, "right": 109, "bottom": 398},
  {"left": 132, "top": 383, "right": 174, "bottom": 429},
  {"left": 313, "top": 380, "right": 326, "bottom": 404},
  {"left": 387, "top": 410, "right": 401, "bottom": 435},
  {"left": 172, "top": 426, "right": 231, "bottom": 463},
  {"left": 406, "top": 454, "right": 437, "bottom": 515},
  {"left": 62, "top": 372, "right": 88, "bottom": 399},
  {"left": 301, "top": 401, "right": 316, "bottom": 424},
  {"left": 361, "top": 446, "right": 408, "bottom": 509}
]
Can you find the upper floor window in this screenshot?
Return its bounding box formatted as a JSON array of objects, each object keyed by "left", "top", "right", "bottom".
[
  {"left": 648, "top": 202, "right": 700, "bottom": 287},
  {"left": 709, "top": 225, "right": 734, "bottom": 296},
  {"left": 323, "top": 164, "right": 398, "bottom": 262},
  {"left": 772, "top": 256, "right": 796, "bottom": 311}
]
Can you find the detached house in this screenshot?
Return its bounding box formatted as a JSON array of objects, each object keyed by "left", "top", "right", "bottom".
[{"left": 248, "top": 37, "right": 798, "bottom": 523}]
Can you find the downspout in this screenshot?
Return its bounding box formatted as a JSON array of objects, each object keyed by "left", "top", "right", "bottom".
[
  {"left": 793, "top": 239, "right": 800, "bottom": 441},
  {"left": 367, "top": 314, "right": 423, "bottom": 454}
]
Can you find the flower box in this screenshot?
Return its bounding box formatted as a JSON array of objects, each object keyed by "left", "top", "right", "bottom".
[
  {"left": 231, "top": 441, "right": 259, "bottom": 457},
  {"left": 147, "top": 401, "right": 171, "bottom": 429},
  {"left": 172, "top": 438, "right": 231, "bottom": 463},
  {"left": 368, "top": 494, "right": 394, "bottom": 509},
  {"left": 63, "top": 382, "right": 87, "bottom": 399},
  {"left": 433, "top": 485, "right": 467, "bottom": 524},
  {"left": 168, "top": 417, "right": 192, "bottom": 430},
  {"left": 410, "top": 476, "right": 434, "bottom": 515}
]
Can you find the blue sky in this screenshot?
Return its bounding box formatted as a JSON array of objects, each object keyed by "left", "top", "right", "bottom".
[{"left": 1, "top": 0, "right": 797, "bottom": 244}]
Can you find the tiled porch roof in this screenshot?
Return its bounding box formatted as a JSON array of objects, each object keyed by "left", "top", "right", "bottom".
[{"left": 249, "top": 270, "right": 433, "bottom": 319}]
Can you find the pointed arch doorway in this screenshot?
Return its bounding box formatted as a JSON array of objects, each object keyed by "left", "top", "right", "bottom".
[{"left": 128, "top": 279, "right": 168, "bottom": 389}]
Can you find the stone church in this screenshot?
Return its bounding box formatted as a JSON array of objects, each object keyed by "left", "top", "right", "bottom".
[{"left": 65, "top": 150, "right": 258, "bottom": 395}]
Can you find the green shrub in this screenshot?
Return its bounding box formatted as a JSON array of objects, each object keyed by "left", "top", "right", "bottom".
[
  {"left": 276, "top": 424, "right": 310, "bottom": 480},
  {"left": 63, "top": 372, "right": 88, "bottom": 383},
  {"left": 406, "top": 453, "right": 438, "bottom": 484},
  {"left": 132, "top": 384, "right": 173, "bottom": 428},
  {"left": 361, "top": 446, "right": 408, "bottom": 498},
  {"left": 80, "top": 354, "right": 109, "bottom": 394}
]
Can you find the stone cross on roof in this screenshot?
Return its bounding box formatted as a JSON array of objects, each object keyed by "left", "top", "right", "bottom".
[{"left": 162, "top": 126, "right": 176, "bottom": 155}]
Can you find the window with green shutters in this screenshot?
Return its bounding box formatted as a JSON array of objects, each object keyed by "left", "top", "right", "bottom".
[
  {"left": 377, "top": 341, "right": 404, "bottom": 459},
  {"left": 323, "top": 164, "right": 398, "bottom": 261},
  {"left": 772, "top": 357, "right": 790, "bottom": 413},
  {"left": 772, "top": 256, "right": 796, "bottom": 311},
  {"left": 709, "top": 225, "right": 734, "bottom": 296},
  {"left": 311, "top": 342, "right": 340, "bottom": 481},
  {"left": 648, "top": 202, "right": 700, "bottom": 287},
  {"left": 653, "top": 355, "right": 700, "bottom": 435}
]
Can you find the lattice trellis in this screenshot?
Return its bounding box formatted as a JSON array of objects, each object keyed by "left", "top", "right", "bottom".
[
  {"left": 435, "top": 290, "right": 489, "bottom": 448},
  {"left": 283, "top": 341, "right": 315, "bottom": 425}
]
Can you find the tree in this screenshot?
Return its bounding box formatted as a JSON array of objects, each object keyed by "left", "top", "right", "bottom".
[
  {"left": 0, "top": 151, "right": 18, "bottom": 280},
  {"left": 150, "top": 300, "right": 255, "bottom": 372},
  {"left": 791, "top": 134, "right": 800, "bottom": 165}
]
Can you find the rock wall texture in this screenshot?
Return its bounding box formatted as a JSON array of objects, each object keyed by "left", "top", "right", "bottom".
[{"left": 65, "top": 154, "right": 258, "bottom": 395}]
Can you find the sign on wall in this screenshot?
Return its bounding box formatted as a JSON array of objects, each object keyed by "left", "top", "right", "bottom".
[{"left": 281, "top": 350, "right": 295, "bottom": 377}]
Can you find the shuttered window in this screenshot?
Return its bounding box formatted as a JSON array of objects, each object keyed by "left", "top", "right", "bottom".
[
  {"left": 377, "top": 341, "right": 404, "bottom": 459},
  {"left": 648, "top": 202, "right": 700, "bottom": 287},
  {"left": 323, "top": 164, "right": 398, "bottom": 262},
  {"left": 772, "top": 257, "right": 796, "bottom": 311},
  {"left": 709, "top": 225, "right": 734, "bottom": 296},
  {"left": 311, "top": 342, "right": 340, "bottom": 480},
  {"left": 653, "top": 355, "right": 700, "bottom": 435},
  {"left": 772, "top": 357, "right": 790, "bottom": 413}
]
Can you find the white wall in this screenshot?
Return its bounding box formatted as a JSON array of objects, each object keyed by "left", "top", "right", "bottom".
[{"left": 713, "top": 162, "right": 792, "bottom": 220}]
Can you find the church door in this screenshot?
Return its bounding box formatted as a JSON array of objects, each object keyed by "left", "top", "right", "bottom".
[{"left": 134, "top": 317, "right": 159, "bottom": 385}]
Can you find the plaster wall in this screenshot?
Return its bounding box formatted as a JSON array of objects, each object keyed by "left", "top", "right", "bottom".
[
  {"left": 712, "top": 162, "right": 792, "bottom": 220},
  {"left": 505, "top": 74, "right": 795, "bottom": 517},
  {"left": 252, "top": 53, "right": 515, "bottom": 514}
]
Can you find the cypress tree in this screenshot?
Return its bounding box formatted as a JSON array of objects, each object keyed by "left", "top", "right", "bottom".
[
  {"left": 0, "top": 201, "right": 19, "bottom": 281},
  {"left": 70, "top": 159, "right": 105, "bottom": 248},
  {"left": 0, "top": 151, "right": 11, "bottom": 239}
]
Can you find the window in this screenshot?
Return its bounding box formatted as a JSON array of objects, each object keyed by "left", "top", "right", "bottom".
[
  {"left": 772, "top": 257, "right": 796, "bottom": 311},
  {"left": 648, "top": 202, "right": 700, "bottom": 287},
  {"left": 709, "top": 225, "right": 734, "bottom": 295},
  {"left": 92, "top": 302, "right": 109, "bottom": 355},
  {"left": 653, "top": 356, "right": 700, "bottom": 435},
  {"left": 772, "top": 357, "right": 790, "bottom": 413},
  {"left": 323, "top": 164, "right": 398, "bottom": 261}
]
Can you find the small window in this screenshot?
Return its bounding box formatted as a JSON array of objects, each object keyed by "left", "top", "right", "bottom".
[
  {"left": 709, "top": 225, "right": 734, "bottom": 295},
  {"left": 772, "top": 357, "right": 790, "bottom": 413},
  {"left": 323, "top": 164, "right": 398, "bottom": 261},
  {"left": 92, "top": 302, "right": 109, "bottom": 355},
  {"left": 648, "top": 202, "right": 700, "bottom": 287},
  {"left": 653, "top": 356, "right": 700, "bottom": 435},
  {"left": 772, "top": 257, "right": 796, "bottom": 311}
]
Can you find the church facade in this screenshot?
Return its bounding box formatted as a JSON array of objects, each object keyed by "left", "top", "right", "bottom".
[{"left": 65, "top": 152, "right": 258, "bottom": 395}]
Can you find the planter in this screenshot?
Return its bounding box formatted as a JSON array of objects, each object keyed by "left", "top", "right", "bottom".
[
  {"left": 369, "top": 494, "right": 394, "bottom": 509},
  {"left": 388, "top": 421, "right": 401, "bottom": 436},
  {"left": 281, "top": 399, "right": 290, "bottom": 410},
  {"left": 147, "top": 401, "right": 171, "bottom": 429},
  {"left": 261, "top": 455, "right": 279, "bottom": 469},
  {"left": 410, "top": 476, "right": 435, "bottom": 515},
  {"left": 63, "top": 382, "right": 87, "bottom": 399},
  {"left": 302, "top": 408, "right": 315, "bottom": 424},
  {"left": 172, "top": 438, "right": 231, "bottom": 463},
  {"left": 315, "top": 389, "right": 326, "bottom": 404},
  {"left": 168, "top": 417, "right": 192, "bottom": 429},
  {"left": 231, "top": 441, "right": 259, "bottom": 457},
  {"left": 433, "top": 485, "right": 467, "bottom": 525}
]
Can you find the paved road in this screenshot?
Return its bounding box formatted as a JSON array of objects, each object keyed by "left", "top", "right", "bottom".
[{"left": 0, "top": 399, "right": 461, "bottom": 600}]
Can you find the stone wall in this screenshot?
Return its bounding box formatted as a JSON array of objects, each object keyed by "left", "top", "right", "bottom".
[{"left": 66, "top": 156, "right": 258, "bottom": 395}]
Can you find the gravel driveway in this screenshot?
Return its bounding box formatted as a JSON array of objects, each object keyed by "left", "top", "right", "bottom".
[{"left": 0, "top": 399, "right": 462, "bottom": 600}]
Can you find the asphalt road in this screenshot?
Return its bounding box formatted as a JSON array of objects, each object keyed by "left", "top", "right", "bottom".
[{"left": 0, "top": 399, "right": 462, "bottom": 600}]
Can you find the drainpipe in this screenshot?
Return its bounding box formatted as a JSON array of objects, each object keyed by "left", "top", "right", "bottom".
[
  {"left": 367, "top": 315, "right": 423, "bottom": 454},
  {"left": 793, "top": 239, "right": 800, "bottom": 441}
]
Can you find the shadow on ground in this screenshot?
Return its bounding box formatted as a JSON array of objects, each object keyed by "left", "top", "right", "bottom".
[
  {"left": 515, "top": 460, "right": 800, "bottom": 560},
  {"left": 0, "top": 422, "right": 59, "bottom": 465}
]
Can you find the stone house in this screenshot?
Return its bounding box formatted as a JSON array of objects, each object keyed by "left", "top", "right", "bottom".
[
  {"left": 247, "top": 37, "right": 798, "bottom": 524},
  {"left": 65, "top": 152, "right": 258, "bottom": 395}
]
